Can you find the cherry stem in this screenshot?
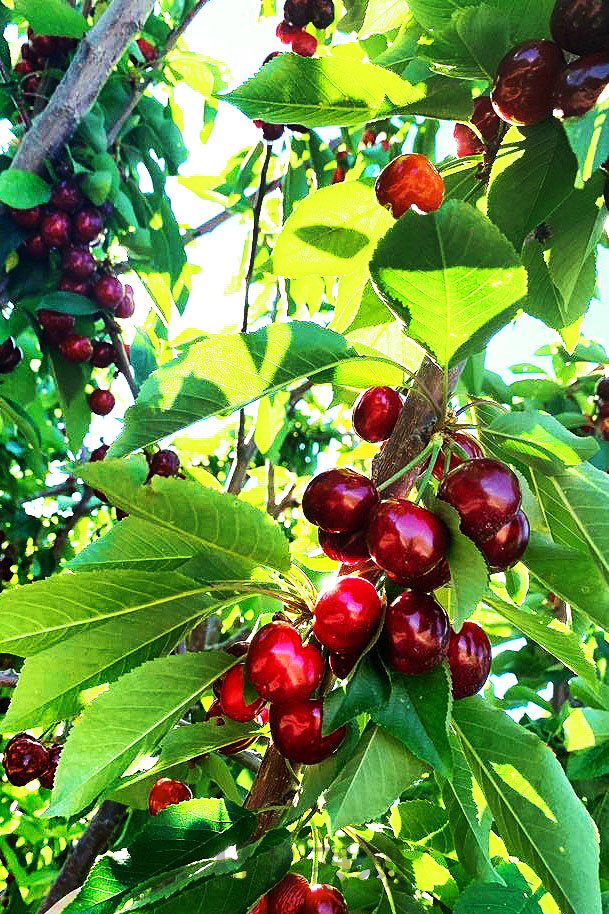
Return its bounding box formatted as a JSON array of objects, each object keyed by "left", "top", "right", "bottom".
[
  {"left": 377, "top": 438, "right": 436, "bottom": 493},
  {"left": 343, "top": 828, "right": 396, "bottom": 914},
  {"left": 415, "top": 440, "right": 441, "bottom": 505},
  {"left": 311, "top": 821, "right": 321, "bottom": 885},
  {"left": 101, "top": 312, "right": 139, "bottom": 401}
]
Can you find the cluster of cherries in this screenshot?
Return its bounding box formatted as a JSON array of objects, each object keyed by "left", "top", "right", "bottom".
[
  {"left": 0, "top": 337, "right": 22, "bottom": 375},
  {"left": 2, "top": 732, "right": 61, "bottom": 790},
  {"left": 88, "top": 444, "right": 181, "bottom": 514},
  {"left": 12, "top": 29, "right": 76, "bottom": 113},
  {"left": 8, "top": 177, "right": 135, "bottom": 417}
]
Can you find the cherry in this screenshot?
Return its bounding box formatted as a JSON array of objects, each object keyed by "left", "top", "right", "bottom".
[
  {"left": 550, "top": 0, "right": 609, "bottom": 55},
  {"left": 478, "top": 509, "right": 530, "bottom": 572},
  {"left": 375, "top": 154, "right": 444, "bottom": 219},
  {"left": 437, "top": 458, "right": 521, "bottom": 541},
  {"left": 93, "top": 276, "right": 123, "bottom": 311},
  {"left": 447, "top": 621, "right": 491, "bottom": 699},
  {"left": 268, "top": 874, "right": 310, "bottom": 914},
  {"left": 0, "top": 343, "right": 22, "bottom": 374},
  {"left": 50, "top": 179, "right": 83, "bottom": 213},
  {"left": 431, "top": 431, "right": 484, "bottom": 480},
  {"left": 597, "top": 377, "right": 609, "bottom": 401},
  {"left": 362, "top": 129, "right": 377, "bottom": 146},
  {"left": 148, "top": 777, "right": 192, "bottom": 816},
  {"left": 291, "top": 30, "right": 318, "bottom": 57},
  {"left": 23, "top": 233, "right": 49, "bottom": 260},
  {"left": 491, "top": 40, "right": 565, "bottom": 126},
  {"left": 89, "top": 389, "right": 115, "bottom": 415},
  {"left": 599, "top": 402, "right": 609, "bottom": 419},
  {"left": 284, "top": 0, "right": 312, "bottom": 26},
  {"left": 305, "top": 885, "right": 347, "bottom": 914},
  {"left": 22, "top": 74, "right": 41, "bottom": 98},
  {"left": 331, "top": 167, "right": 345, "bottom": 184},
  {"left": 30, "top": 35, "right": 61, "bottom": 58},
  {"left": 311, "top": 0, "right": 335, "bottom": 29},
  {"left": 270, "top": 698, "right": 346, "bottom": 764},
  {"left": 41, "top": 210, "right": 71, "bottom": 248},
  {"left": 254, "top": 120, "right": 285, "bottom": 142},
  {"left": 352, "top": 387, "right": 403, "bottom": 443},
  {"left": 3, "top": 734, "right": 49, "bottom": 787},
  {"left": 91, "top": 341, "right": 116, "bottom": 368},
  {"left": 148, "top": 449, "right": 180, "bottom": 478},
  {"left": 249, "top": 896, "right": 269, "bottom": 914},
  {"left": 213, "top": 642, "right": 249, "bottom": 697},
  {"left": 219, "top": 664, "right": 265, "bottom": 723},
  {"left": 14, "top": 60, "right": 33, "bottom": 75},
  {"left": 61, "top": 245, "right": 96, "bottom": 278},
  {"left": 302, "top": 468, "right": 378, "bottom": 533},
  {"left": 72, "top": 207, "right": 104, "bottom": 244},
  {"left": 366, "top": 499, "right": 448, "bottom": 582},
  {"left": 38, "top": 309, "right": 75, "bottom": 343},
  {"left": 115, "top": 285, "right": 135, "bottom": 319},
  {"left": 277, "top": 20, "right": 301, "bottom": 43},
  {"left": 90, "top": 443, "right": 109, "bottom": 462},
  {"left": 453, "top": 96, "right": 501, "bottom": 158},
  {"left": 8, "top": 205, "right": 41, "bottom": 228},
  {"left": 553, "top": 51, "right": 609, "bottom": 119},
  {"left": 382, "top": 591, "right": 450, "bottom": 675},
  {"left": 205, "top": 700, "right": 257, "bottom": 755},
  {"left": 136, "top": 38, "right": 157, "bottom": 64},
  {"left": 246, "top": 621, "right": 324, "bottom": 703},
  {"left": 318, "top": 528, "right": 370, "bottom": 568},
  {"left": 59, "top": 275, "right": 92, "bottom": 297},
  {"left": 39, "top": 744, "right": 62, "bottom": 790},
  {"left": 20, "top": 43, "right": 37, "bottom": 64},
  {"left": 59, "top": 334, "right": 93, "bottom": 363},
  {"left": 329, "top": 650, "right": 358, "bottom": 679},
  {"left": 0, "top": 337, "right": 16, "bottom": 362},
  {"left": 390, "top": 556, "right": 450, "bottom": 592},
  {"left": 313, "top": 575, "right": 383, "bottom": 654}
]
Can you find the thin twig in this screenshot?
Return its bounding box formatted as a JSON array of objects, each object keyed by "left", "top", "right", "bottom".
[
  {"left": 101, "top": 313, "right": 139, "bottom": 400},
  {"left": 0, "top": 57, "right": 32, "bottom": 129}
]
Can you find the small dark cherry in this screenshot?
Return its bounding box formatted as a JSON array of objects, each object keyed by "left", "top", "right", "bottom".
[
  {"left": 89, "top": 389, "right": 115, "bottom": 415},
  {"left": 93, "top": 276, "right": 123, "bottom": 310},
  {"left": 254, "top": 120, "right": 285, "bottom": 142},
  {"left": 454, "top": 96, "right": 501, "bottom": 157},
  {"left": 291, "top": 30, "right": 318, "bottom": 57},
  {"left": 375, "top": 154, "right": 444, "bottom": 219},
  {"left": 59, "top": 275, "right": 91, "bottom": 297},
  {"left": 432, "top": 431, "right": 484, "bottom": 480},
  {"left": 246, "top": 621, "right": 324, "bottom": 703},
  {"left": 38, "top": 309, "right": 75, "bottom": 342},
  {"left": 597, "top": 377, "right": 609, "bottom": 401},
  {"left": 61, "top": 245, "right": 96, "bottom": 278},
  {"left": 148, "top": 449, "right": 180, "bottom": 479},
  {"left": 59, "top": 334, "right": 93, "bottom": 363},
  {"left": 478, "top": 509, "right": 530, "bottom": 572},
  {"left": 448, "top": 621, "right": 491, "bottom": 699},
  {"left": 389, "top": 556, "right": 450, "bottom": 592},
  {"left": 318, "top": 528, "right": 370, "bottom": 568},
  {"left": 268, "top": 873, "right": 310, "bottom": 914},
  {"left": 491, "top": 40, "right": 565, "bottom": 126},
  {"left": 277, "top": 20, "right": 301, "bottom": 43},
  {"left": 302, "top": 468, "right": 378, "bottom": 533},
  {"left": 40, "top": 210, "right": 71, "bottom": 248},
  {"left": 115, "top": 285, "right": 135, "bottom": 319},
  {"left": 8, "top": 205, "right": 41, "bottom": 229},
  {"left": 219, "top": 663, "right": 265, "bottom": 723},
  {"left": 148, "top": 777, "right": 193, "bottom": 816},
  {"left": 438, "top": 458, "right": 521, "bottom": 542},
  {"left": 91, "top": 341, "right": 116, "bottom": 368},
  {"left": 311, "top": 0, "right": 335, "bottom": 28},
  {"left": 50, "top": 179, "right": 83, "bottom": 213},
  {"left": 270, "top": 698, "right": 346, "bottom": 764},
  {"left": 367, "top": 499, "right": 448, "bottom": 582},
  {"left": 313, "top": 575, "right": 383, "bottom": 654},
  {"left": 0, "top": 346, "right": 21, "bottom": 373},
  {"left": 352, "top": 386, "right": 403, "bottom": 443},
  {"left": 284, "top": 0, "right": 312, "bottom": 26},
  {"left": 382, "top": 591, "right": 450, "bottom": 675},
  {"left": 23, "top": 233, "right": 48, "bottom": 260},
  {"left": 3, "top": 734, "right": 49, "bottom": 787},
  {"left": 305, "top": 885, "right": 347, "bottom": 914},
  {"left": 136, "top": 38, "right": 157, "bottom": 64},
  {"left": 550, "top": 0, "right": 609, "bottom": 55},
  {"left": 553, "top": 50, "right": 609, "bottom": 119},
  {"left": 90, "top": 443, "right": 109, "bottom": 462},
  {"left": 39, "top": 744, "right": 62, "bottom": 790},
  {"left": 72, "top": 207, "right": 104, "bottom": 244}
]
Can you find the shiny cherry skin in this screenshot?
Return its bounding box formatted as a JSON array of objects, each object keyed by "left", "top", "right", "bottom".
[
  {"left": 318, "top": 528, "right": 370, "bottom": 568},
  {"left": 367, "top": 499, "right": 448, "bottom": 582},
  {"left": 89, "top": 389, "right": 115, "bottom": 415},
  {"left": 148, "top": 777, "right": 193, "bottom": 816},
  {"left": 23, "top": 233, "right": 49, "bottom": 260},
  {"left": 249, "top": 896, "right": 269, "bottom": 914},
  {"left": 352, "top": 386, "right": 403, "bottom": 443},
  {"left": 90, "top": 443, "right": 109, "bottom": 462},
  {"left": 91, "top": 341, "right": 116, "bottom": 368},
  {"left": 93, "top": 276, "right": 123, "bottom": 311},
  {"left": 59, "top": 334, "right": 93, "bottom": 363},
  {"left": 148, "top": 449, "right": 180, "bottom": 478},
  {"left": 115, "top": 285, "right": 135, "bottom": 319},
  {"left": 375, "top": 154, "right": 444, "bottom": 219},
  {"left": 277, "top": 20, "right": 301, "bottom": 42},
  {"left": 40, "top": 210, "right": 71, "bottom": 248},
  {"left": 219, "top": 664, "right": 265, "bottom": 723},
  {"left": 246, "top": 622, "right": 324, "bottom": 703},
  {"left": 254, "top": 119, "right": 285, "bottom": 142},
  {"left": 50, "top": 179, "right": 83, "bottom": 213},
  {"left": 551, "top": 0, "right": 609, "bottom": 55},
  {"left": 491, "top": 40, "right": 565, "bottom": 126},
  {"left": 454, "top": 96, "right": 501, "bottom": 157},
  {"left": 59, "top": 275, "right": 92, "bottom": 297},
  {"left": 389, "top": 556, "right": 450, "bottom": 591},
  {"left": 478, "top": 509, "right": 530, "bottom": 571},
  {"left": 38, "top": 309, "right": 75, "bottom": 343},
  {"left": 313, "top": 575, "right": 383, "bottom": 654},
  {"left": 3, "top": 734, "right": 49, "bottom": 786},
  {"left": 268, "top": 873, "right": 310, "bottom": 914},
  {"left": 448, "top": 622, "right": 491, "bottom": 699},
  {"left": 329, "top": 650, "right": 358, "bottom": 679},
  {"left": 291, "top": 30, "right": 318, "bottom": 56},
  {"left": 438, "top": 458, "right": 521, "bottom": 542},
  {"left": 303, "top": 468, "right": 378, "bottom": 533},
  {"left": 39, "top": 744, "right": 62, "bottom": 790},
  {"left": 8, "top": 205, "right": 41, "bottom": 228},
  {"left": 61, "top": 245, "right": 96, "bottom": 278},
  {"left": 311, "top": 0, "right": 335, "bottom": 29},
  {"left": 0, "top": 346, "right": 22, "bottom": 373},
  {"left": 305, "top": 885, "right": 347, "bottom": 914},
  {"left": 432, "top": 431, "right": 484, "bottom": 480},
  {"left": 597, "top": 377, "right": 609, "bottom": 401},
  {"left": 72, "top": 207, "right": 104, "bottom": 244},
  {"left": 284, "top": 0, "right": 312, "bottom": 27},
  {"left": 553, "top": 50, "right": 609, "bottom": 118},
  {"left": 270, "top": 698, "right": 346, "bottom": 764},
  {"left": 382, "top": 592, "right": 450, "bottom": 675}
]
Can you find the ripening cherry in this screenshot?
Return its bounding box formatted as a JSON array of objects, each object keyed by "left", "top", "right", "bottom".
[
  {"left": 61, "top": 245, "right": 96, "bottom": 278},
  {"left": 277, "top": 21, "right": 301, "bottom": 43},
  {"left": 253, "top": 119, "right": 285, "bottom": 142},
  {"left": 431, "top": 431, "right": 484, "bottom": 480},
  {"left": 302, "top": 468, "right": 378, "bottom": 533},
  {"left": 148, "top": 777, "right": 193, "bottom": 816},
  {"left": 453, "top": 96, "right": 502, "bottom": 157},
  {"left": 40, "top": 210, "right": 71, "bottom": 248},
  {"left": 219, "top": 664, "right": 265, "bottom": 723},
  {"left": 382, "top": 591, "right": 450, "bottom": 675},
  {"left": 305, "top": 885, "right": 347, "bottom": 914},
  {"left": 91, "top": 341, "right": 116, "bottom": 368},
  {"left": 438, "top": 458, "right": 522, "bottom": 541},
  {"left": 491, "top": 40, "right": 565, "bottom": 126},
  {"left": 291, "top": 30, "right": 318, "bottom": 57},
  {"left": 136, "top": 38, "right": 157, "bottom": 64},
  {"left": 553, "top": 51, "right": 609, "bottom": 119},
  {"left": 3, "top": 734, "right": 49, "bottom": 786},
  {"left": 313, "top": 575, "right": 383, "bottom": 654},
  {"left": 39, "top": 744, "right": 62, "bottom": 790},
  {"left": 246, "top": 621, "right": 324, "bottom": 703},
  {"left": 89, "top": 388, "right": 115, "bottom": 415},
  {"left": 311, "top": 0, "right": 335, "bottom": 29},
  {"left": 284, "top": 0, "right": 312, "bottom": 27},
  {"left": 352, "top": 386, "right": 403, "bottom": 442},
  {"left": 50, "top": 179, "right": 83, "bottom": 213},
  {"left": 148, "top": 449, "right": 180, "bottom": 479},
  {"left": 550, "top": 0, "right": 609, "bottom": 55},
  {"left": 59, "top": 275, "right": 92, "bottom": 296},
  {"left": 366, "top": 499, "right": 448, "bottom": 582},
  {"left": 597, "top": 377, "right": 609, "bottom": 401},
  {"left": 478, "top": 509, "right": 530, "bottom": 571},
  {"left": 270, "top": 698, "right": 346, "bottom": 764},
  {"left": 59, "top": 334, "right": 93, "bottom": 363},
  {"left": 93, "top": 276, "right": 124, "bottom": 311},
  {"left": 115, "top": 284, "right": 135, "bottom": 319},
  {"left": 72, "top": 207, "right": 104, "bottom": 244},
  {"left": 267, "top": 874, "right": 310, "bottom": 914},
  {"left": 447, "top": 622, "right": 491, "bottom": 699},
  {"left": 375, "top": 154, "right": 444, "bottom": 219},
  {"left": 318, "top": 528, "right": 370, "bottom": 568}
]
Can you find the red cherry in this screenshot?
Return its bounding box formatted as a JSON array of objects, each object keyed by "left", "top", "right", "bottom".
[
  {"left": 331, "top": 167, "right": 345, "bottom": 184},
  {"left": 3, "top": 734, "right": 49, "bottom": 787},
  {"left": 89, "top": 389, "right": 115, "bottom": 415},
  {"left": 284, "top": 0, "right": 312, "bottom": 27},
  {"left": 303, "top": 468, "right": 378, "bottom": 533},
  {"left": 136, "top": 37, "right": 157, "bottom": 64},
  {"left": 447, "top": 622, "right": 491, "bottom": 699},
  {"left": 375, "top": 154, "right": 444, "bottom": 219},
  {"left": 329, "top": 650, "right": 358, "bottom": 679},
  {"left": 204, "top": 700, "right": 257, "bottom": 755},
  {"left": 382, "top": 591, "right": 450, "bottom": 675},
  {"left": 39, "top": 744, "right": 62, "bottom": 790},
  {"left": 311, "top": 0, "right": 335, "bottom": 29},
  {"left": 249, "top": 896, "right": 269, "bottom": 914},
  {"left": 553, "top": 50, "right": 609, "bottom": 119},
  {"left": 59, "top": 334, "right": 93, "bottom": 363},
  {"left": 41, "top": 210, "right": 71, "bottom": 248},
  {"left": 453, "top": 96, "right": 501, "bottom": 158},
  {"left": 213, "top": 642, "right": 249, "bottom": 698},
  {"left": 305, "top": 885, "right": 347, "bottom": 914},
  {"left": 0, "top": 337, "right": 16, "bottom": 362},
  {"left": 478, "top": 509, "right": 530, "bottom": 572},
  {"left": 491, "top": 40, "right": 565, "bottom": 126},
  {"left": 313, "top": 576, "right": 383, "bottom": 654},
  {"left": 50, "top": 179, "right": 83, "bottom": 213},
  {"left": 61, "top": 245, "right": 96, "bottom": 278},
  {"left": 219, "top": 664, "right": 265, "bottom": 723},
  {"left": 598, "top": 377, "right": 609, "bottom": 401},
  {"left": 14, "top": 60, "right": 33, "bottom": 75},
  {"left": 268, "top": 873, "right": 310, "bottom": 914},
  {"left": 352, "top": 387, "right": 403, "bottom": 443},
  {"left": 277, "top": 20, "right": 301, "bottom": 43},
  {"left": 390, "top": 556, "right": 450, "bottom": 592},
  {"left": 362, "top": 129, "right": 377, "bottom": 146},
  {"left": 148, "top": 449, "right": 180, "bottom": 478},
  {"left": 550, "top": 0, "right": 609, "bottom": 55},
  {"left": 91, "top": 341, "right": 116, "bottom": 368},
  {"left": 291, "top": 30, "right": 318, "bottom": 57},
  {"left": 431, "top": 431, "right": 484, "bottom": 480},
  {"left": 270, "top": 698, "right": 346, "bottom": 764},
  {"left": 318, "top": 528, "right": 370, "bottom": 568},
  {"left": 0, "top": 345, "right": 22, "bottom": 373},
  {"left": 8, "top": 205, "right": 41, "bottom": 228},
  {"left": 59, "top": 275, "right": 92, "bottom": 297},
  {"left": 21, "top": 74, "right": 41, "bottom": 98},
  {"left": 599, "top": 402, "right": 609, "bottom": 419},
  {"left": 115, "top": 285, "right": 135, "bottom": 319},
  {"left": 38, "top": 309, "right": 75, "bottom": 343},
  {"left": 246, "top": 622, "right": 324, "bottom": 703},
  {"left": 438, "top": 458, "right": 521, "bottom": 541},
  {"left": 23, "top": 233, "right": 49, "bottom": 260},
  {"left": 30, "top": 35, "right": 61, "bottom": 58},
  {"left": 366, "top": 499, "right": 448, "bottom": 582},
  {"left": 90, "top": 443, "right": 109, "bottom": 462},
  {"left": 93, "top": 276, "right": 123, "bottom": 311},
  {"left": 72, "top": 207, "right": 104, "bottom": 244},
  {"left": 148, "top": 777, "right": 192, "bottom": 816}
]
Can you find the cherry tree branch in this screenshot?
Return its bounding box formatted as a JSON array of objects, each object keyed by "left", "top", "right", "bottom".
[{"left": 101, "top": 312, "right": 139, "bottom": 400}]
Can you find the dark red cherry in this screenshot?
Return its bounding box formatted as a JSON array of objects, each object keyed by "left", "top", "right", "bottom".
[
  {"left": 366, "top": 499, "right": 448, "bottom": 582},
  {"left": 313, "top": 575, "right": 383, "bottom": 654},
  {"left": 598, "top": 402, "right": 609, "bottom": 419},
  {"left": 39, "top": 744, "right": 62, "bottom": 790},
  {"left": 3, "top": 734, "right": 49, "bottom": 787},
  {"left": 318, "top": 528, "right": 370, "bottom": 568},
  {"left": 478, "top": 509, "right": 530, "bottom": 571},
  {"left": 438, "top": 458, "right": 521, "bottom": 541},
  {"left": 277, "top": 20, "right": 301, "bottom": 43},
  {"left": 550, "top": 0, "right": 609, "bottom": 55},
  {"left": 38, "top": 309, "right": 75, "bottom": 343},
  {"left": 23, "top": 233, "right": 49, "bottom": 260},
  {"left": 93, "top": 276, "right": 123, "bottom": 311},
  {"left": 284, "top": 0, "right": 312, "bottom": 26},
  {"left": 61, "top": 245, "right": 95, "bottom": 278},
  {"left": 375, "top": 154, "right": 444, "bottom": 219},
  {"left": 250, "top": 896, "right": 269, "bottom": 914},
  {"left": 270, "top": 698, "right": 346, "bottom": 764},
  {"left": 382, "top": 591, "right": 450, "bottom": 675},
  {"left": 0, "top": 337, "right": 15, "bottom": 362},
  {"left": 291, "top": 30, "right": 318, "bottom": 56},
  {"left": 50, "top": 179, "right": 83, "bottom": 213},
  {"left": 219, "top": 664, "right": 265, "bottom": 723},
  {"left": 597, "top": 377, "right": 609, "bottom": 401},
  {"left": 0, "top": 344, "right": 22, "bottom": 374},
  {"left": 454, "top": 96, "right": 501, "bottom": 157},
  {"left": 253, "top": 120, "right": 285, "bottom": 142},
  {"left": 30, "top": 34, "right": 61, "bottom": 58},
  {"left": 302, "top": 468, "right": 378, "bottom": 533},
  {"left": 115, "top": 285, "right": 135, "bottom": 319},
  {"left": 390, "top": 556, "right": 450, "bottom": 592},
  {"left": 311, "top": 0, "right": 335, "bottom": 29},
  {"left": 14, "top": 59, "right": 33, "bottom": 75},
  {"left": 136, "top": 37, "right": 157, "bottom": 63},
  {"left": 491, "top": 40, "right": 565, "bottom": 126},
  {"left": 148, "top": 449, "right": 180, "bottom": 478},
  {"left": 90, "top": 443, "right": 109, "bottom": 462},
  {"left": 246, "top": 622, "right": 324, "bottom": 703},
  {"left": 213, "top": 642, "right": 249, "bottom": 698},
  {"left": 268, "top": 874, "right": 310, "bottom": 914},
  {"left": 148, "top": 777, "right": 192, "bottom": 815},
  {"left": 59, "top": 275, "right": 92, "bottom": 297},
  {"left": 59, "top": 334, "right": 93, "bottom": 363},
  {"left": 89, "top": 388, "right": 115, "bottom": 415},
  {"left": 21, "top": 74, "right": 41, "bottom": 98},
  {"left": 305, "top": 885, "right": 347, "bottom": 914},
  {"left": 431, "top": 431, "right": 484, "bottom": 480},
  {"left": 553, "top": 50, "right": 609, "bottom": 118},
  {"left": 448, "top": 622, "right": 491, "bottom": 699},
  {"left": 72, "top": 207, "right": 104, "bottom": 244},
  {"left": 91, "top": 341, "right": 116, "bottom": 368},
  {"left": 329, "top": 650, "right": 359, "bottom": 679},
  {"left": 40, "top": 210, "right": 71, "bottom": 248},
  {"left": 352, "top": 386, "right": 403, "bottom": 443},
  {"left": 8, "top": 205, "right": 41, "bottom": 228}
]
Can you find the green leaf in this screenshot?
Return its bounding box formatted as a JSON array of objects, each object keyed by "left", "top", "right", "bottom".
[
  {"left": 564, "top": 709, "right": 609, "bottom": 751},
  {"left": 37, "top": 291, "right": 101, "bottom": 317},
  {"left": 371, "top": 666, "right": 453, "bottom": 777},
  {"left": 425, "top": 5, "right": 511, "bottom": 81},
  {"left": 272, "top": 182, "right": 393, "bottom": 278},
  {"left": 392, "top": 799, "right": 449, "bottom": 844},
  {"left": 481, "top": 409, "right": 599, "bottom": 472},
  {"left": 108, "top": 323, "right": 404, "bottom": 456},
  {"left": 369, "top": 200, "right": 527, "bottom": 367},
  {"left": 14, "top": 0, "right": 86, "bottom": 37},
  {"left": 430, "top": 498, "right": 488, "bottom": 626},
  {"left": 360, "top": 0, "right": 410, "bottom": 37},
  {"left": 0, "top": 170, "right": 51, "bottom": 208},
  {"left": 48, "top": 348, "right": 91, "bottom": 454},
  {"left": 323, "top": 653, "right": 391, "bottom": 735},
  {"left": 407, "top": 0, "right": 553, "bottom": 42},
  {"left": 564, "top": 98, "right": 609, "bottom": 182},
  {"left": 200, "top": 754, "right": 241, "bottom": 805},
  {"left": 325, "top": 722, "right": 429, "bottom": 829},
  {"left": 454, "top": 882, "right": 543, "bottom": 914},
  {"left": 48, "top": 651, "right": 238, "bottom": 817},
  {"left": 0, "top": 395, "right": 41, "bottom": 456},
  {"left": 453, "top": 696, "right": 601, "bottom": 914}
]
